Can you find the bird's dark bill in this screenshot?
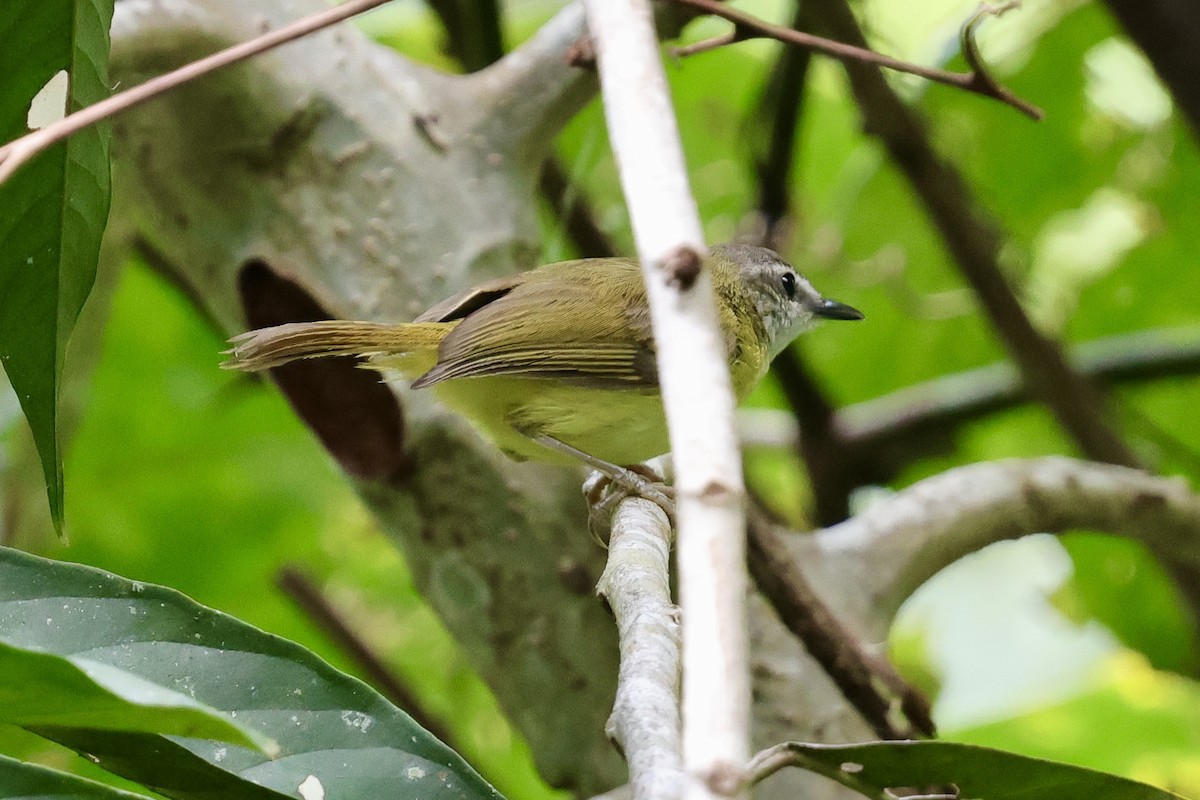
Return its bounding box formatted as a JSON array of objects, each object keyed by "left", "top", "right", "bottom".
[{"left": 814, "top": 299, "right": 864, "bottom": 321}]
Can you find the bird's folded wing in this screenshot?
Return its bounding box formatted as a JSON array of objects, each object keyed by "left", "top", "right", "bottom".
[{"left": 411, "top": 267, "right": 657, "bottom": 390}]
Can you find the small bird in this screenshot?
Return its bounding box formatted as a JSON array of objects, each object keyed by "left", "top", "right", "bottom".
[{"left": 224, "top": 243, "right": 862, "bottom": 471}]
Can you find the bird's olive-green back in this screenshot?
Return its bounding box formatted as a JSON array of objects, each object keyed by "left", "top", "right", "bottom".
[{"left": 410, "top": 254, "right": 769, "bottom": 397}]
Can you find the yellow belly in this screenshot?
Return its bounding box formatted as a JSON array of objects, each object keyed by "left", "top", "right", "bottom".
[{"left": 431, "top": 376, "right": 670, "bottom": 466}]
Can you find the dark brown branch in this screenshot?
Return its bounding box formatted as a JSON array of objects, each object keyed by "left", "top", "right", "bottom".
[
  {"left": 771, "top": 349, "right": 857, "bottom": 524},
  {"left": 539, "top": 159, "right": 620, "bottom": 258},
  {"left": 424, "top": 0, "right": 505, "bottom": 72},
  {"left": 276, "top": 566, "right": 457, "bottom": 747},
  {"left": 1101, "top": 0, "right": 1200, "bottom": 141},
  {"left": 0, "top": 0, "right": 392, "bottom": 184},
  {"left": 804, "top": 0, "right": 1142, "bottom": 471},
  {"left": 668, "top": 0, "right": 1043, "bottom": 120},
  {"left": 747, "top": 505, "right": 936, "bottom": 740}
]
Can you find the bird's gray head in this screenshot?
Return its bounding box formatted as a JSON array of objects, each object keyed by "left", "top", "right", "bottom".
[{"left": 715, "top": 243, "right": 863, "bottom": 359}]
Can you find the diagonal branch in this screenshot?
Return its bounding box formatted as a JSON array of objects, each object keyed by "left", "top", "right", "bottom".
[
  {"left": 0, "top": 0, "right": 392, "bottom": 185},
  {"left": 668, "top": 0, "right": 1042, "bottom": 120},
  {"left": 540, "top": 159, "right": 620, "bottom": 258},
  {"left": 747, "top": 506, "right": 935, "bottom": 740},
  {"left": 745, "top": 0, "right": 813, "bottom": 249},
  {"left": 740, "top": 0, "right": 859, "bottom": 525}
]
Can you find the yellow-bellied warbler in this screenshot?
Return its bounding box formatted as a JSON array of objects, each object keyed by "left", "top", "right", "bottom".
[{"left": 224, "top": 243, "right": 862, "bottom": 468}]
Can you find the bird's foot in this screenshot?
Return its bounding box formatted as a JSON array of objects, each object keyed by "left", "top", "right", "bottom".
[
  {"left": 583, "top": 464, "right": 676, "bottom": 544},
  {"left": 522, "top": 432, "right": 675, "bottom": 540}
]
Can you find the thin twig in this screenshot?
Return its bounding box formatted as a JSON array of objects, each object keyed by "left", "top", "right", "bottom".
[
  {"left": 746, "top": 505, "right": 935, "bottom": 740},
  {"left": 540, "top": 159, "right": 620, "bottom": 258},
  {"left": 745, "top": 0, "right": 812, "bottom": 249},
  {"left": 0, "top": 0, "right": 392, "bottom": 184},
  {"left": 275, "top": 566, "right": 456, "bottom": 747},
  {"left": 667, "top": 0, "right": 1043, "bottom": 120},
  {"left": 671, "top": 31, "right": 740, "bottom": 58}
]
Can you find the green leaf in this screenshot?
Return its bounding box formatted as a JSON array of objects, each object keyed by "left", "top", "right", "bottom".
[
  {"left": 0, "top": 640, "right": 273, "bottom": 752},
  {"left": 771, "top": 740, "right": 1184, "bottom": 799},
  {"left": 0, "top": 547, "right": 503, "bottom": 800},
  {"left": 0, "top": 0, "right": 115, "bottom": 530},
  {"left": 0, "top": 752, "right": 151, "bottom": 799}
]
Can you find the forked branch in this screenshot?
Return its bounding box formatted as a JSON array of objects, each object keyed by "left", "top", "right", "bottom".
[{"left": 669, "top": 0, "right": 1043, "bottom": 120}]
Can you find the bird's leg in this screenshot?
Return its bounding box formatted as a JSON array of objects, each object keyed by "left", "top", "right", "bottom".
[{"left": 528, "top": 434, "right": 676, "bottom": 527}]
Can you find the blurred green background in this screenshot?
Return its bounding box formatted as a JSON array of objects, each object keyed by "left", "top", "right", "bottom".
[{"left": 2, "top": 0, "right": 1199, "bottom": 796}]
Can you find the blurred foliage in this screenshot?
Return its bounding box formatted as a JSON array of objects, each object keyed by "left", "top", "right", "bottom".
[
  {"left": 1054, "top": 534, "right": 1197, "bottom": 675},
  {"left": 2, "top": 0, "right": 1200, "bottom": 797}
]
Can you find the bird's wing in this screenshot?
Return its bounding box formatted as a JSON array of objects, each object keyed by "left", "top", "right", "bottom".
[{"left": 411, "top": 259, "right": 658, "bottom": 390}]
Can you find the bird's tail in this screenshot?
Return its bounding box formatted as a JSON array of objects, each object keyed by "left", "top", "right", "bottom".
[{"left": 222, "top": 320, "right": 450, "bottom": 373}]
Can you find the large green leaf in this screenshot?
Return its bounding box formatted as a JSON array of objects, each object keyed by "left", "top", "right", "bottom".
[
  {"left": 0, "top": 547, "right": 503, "bottom": 800},
  {"left": 0, "top": 640, "right": 271, "bottom": 751},
  {"left": 0, "top": 753, "right": 150, "bottom": 799},
  {"left": 0, "top": 0, "right": 114, "bottom": 530},
  {"left": 771, "top": 740, "right": 1184, "bottom": 799}
]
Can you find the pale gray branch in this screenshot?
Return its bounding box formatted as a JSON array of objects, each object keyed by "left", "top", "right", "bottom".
[
  {"left": 597, "top": 499, "right": 684, "bottom": 800},
  {"left": 464, "top": 3, "right": 593, "bottom": 159},
  {"left": 809, "top": 457, "right": 1200, "bottom": 624},
  {"left": 582, "top": 1, "right": 752, "bottom": 797}
]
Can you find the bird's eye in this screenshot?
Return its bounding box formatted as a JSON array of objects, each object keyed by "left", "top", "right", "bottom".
[{"left": 780, "top": 271, "right": 797, "bottom": 300}]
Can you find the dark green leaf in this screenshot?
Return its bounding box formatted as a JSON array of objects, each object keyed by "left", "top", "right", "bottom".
[
  {"left": 0, "top": 640, "right": 271, "bottom": 752},
  {"left": 0, "top": 0, "right": 114, "bottom": 530},
  {"left": 0, "top": 752, "right": 150, "bottom": 799},
  {"left": 0, "top": 547, "right": 503, "bottom": 800},
  {"left": 768, "top": 740, "right": 1184, "bottom": 799}
]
